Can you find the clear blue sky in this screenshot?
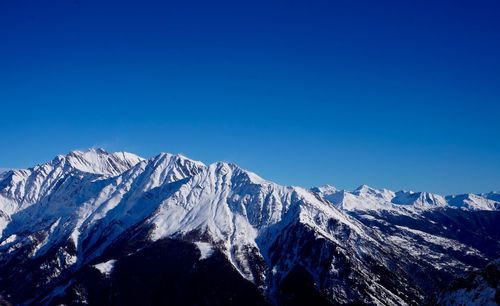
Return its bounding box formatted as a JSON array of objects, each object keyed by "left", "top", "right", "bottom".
[{"left": 1, "top": 0, "right": 499, "bottom": 194}]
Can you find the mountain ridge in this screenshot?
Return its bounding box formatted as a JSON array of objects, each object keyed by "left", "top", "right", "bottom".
[
  {"left": 0, "top": 148, "right": 498, "bottom": 305},
  {"left": 2, "top": 148, "right": 498, "bottom": 207}
]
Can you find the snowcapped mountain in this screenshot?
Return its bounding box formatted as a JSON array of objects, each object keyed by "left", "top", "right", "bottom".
[
  {"left": 446, "top": 193, "right": 500, "bottom": 211},
  {"left": 0, "top": 148, "right": 143, "bottom": 207},
  {"left": 312, "top": 184, "right": 499, "bottom": 213},
  {"left": 0, "top": 149, "right": 498, "bottom": 306}
]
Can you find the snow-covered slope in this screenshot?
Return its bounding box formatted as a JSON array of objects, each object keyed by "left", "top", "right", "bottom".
[{"left": 0, "top": 149, "right": 498, "bottom": 306}]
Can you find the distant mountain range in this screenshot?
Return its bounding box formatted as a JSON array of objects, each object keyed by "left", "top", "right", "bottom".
[{"left": 0, "top": 149, "right": 498, "bottom": 305}]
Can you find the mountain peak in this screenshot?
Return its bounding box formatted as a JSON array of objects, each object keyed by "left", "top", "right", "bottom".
[
  {"left": 62, "top": 148, "right": 144, "bottom": 176},
  {"left": 152, "top": 152, "right": 206, "bottom": 167},
  {"left": 352, "top": 184, "right": 394, "bottom": 199},
  {"left": 70, "top": 147, "right": 107, "bottom": 155},
  {"left": 353, "top": 184, "right": 379, "bottom": 194},
  {"left": 0, "top": 149, "right": 145, "bottom": 207},
  {"left": 311, "top": 184, "right": 337, "bottom": 194},
  {"left": 392, "top": 191, "right": 447, "bottom": 207},
  {"left": 355, "top": 184, "right": 370, "bottom": 190},
  {"left": 138, "top": 152, "right": 207, "bottom": 190}
]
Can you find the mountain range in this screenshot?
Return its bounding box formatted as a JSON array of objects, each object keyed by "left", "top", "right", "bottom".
[{"left": 0, "top": 148, "right": 498, "bottom": 305}]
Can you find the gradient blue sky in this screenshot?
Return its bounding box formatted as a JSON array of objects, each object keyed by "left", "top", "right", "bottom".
[{"left": 1, "top": 0, "right": 499, "bottom": 194}]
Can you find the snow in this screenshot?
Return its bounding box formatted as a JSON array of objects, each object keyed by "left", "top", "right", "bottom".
[
  {"left": 0, "top": 148, "right": 143, "bottom": 210},
  {"left": 194, "top": 242, "right": 214, "bottom": 259},
  {"left": 393, "top": 225, "right": 482, "bottom": 255},
  {"left": 0, "top": 147, "right": 498, "bottom": 306},
  {"left": 310, "top": 184, "right": 337, "bottom": 194},
  {"left": 311, "top": 184, "right": 498, "bottom": 213},
  {"left": 439, "top": 265, "right": 499, "bottom": 306},
  {"left": 65, "top": 148, "right": 144, "bottom": 176},
  {"left": 93, "top": 259, "right": 117, "bottom": 276},
  {"left": 392, "top": 191, "right": 447, "bottom": 207},
  {"left": 0, "top": 234, "right": 16, "bottom": 246},
  {"left": 446, "top": 193, "right": 499, "bottom": 210}
]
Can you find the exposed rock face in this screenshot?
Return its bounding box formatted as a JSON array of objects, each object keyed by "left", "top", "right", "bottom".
[{"left": 436, "top": 260, "right": 500, "bottom": 306}]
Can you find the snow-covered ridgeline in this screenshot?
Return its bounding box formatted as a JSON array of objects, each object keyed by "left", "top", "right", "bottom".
[
  {"left": 0, "top": 149, "right": 373, "bottom": 281},
  {"left": 312, "top": 184, "right": 500, "bottom": 212},
  {"left": 0, "top": 148, "right": 498, "bottom": 306}
]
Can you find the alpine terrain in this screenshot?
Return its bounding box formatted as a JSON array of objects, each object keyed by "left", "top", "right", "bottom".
[{"left": 0, "top": 149, "right": 498, "bottom": 306}]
